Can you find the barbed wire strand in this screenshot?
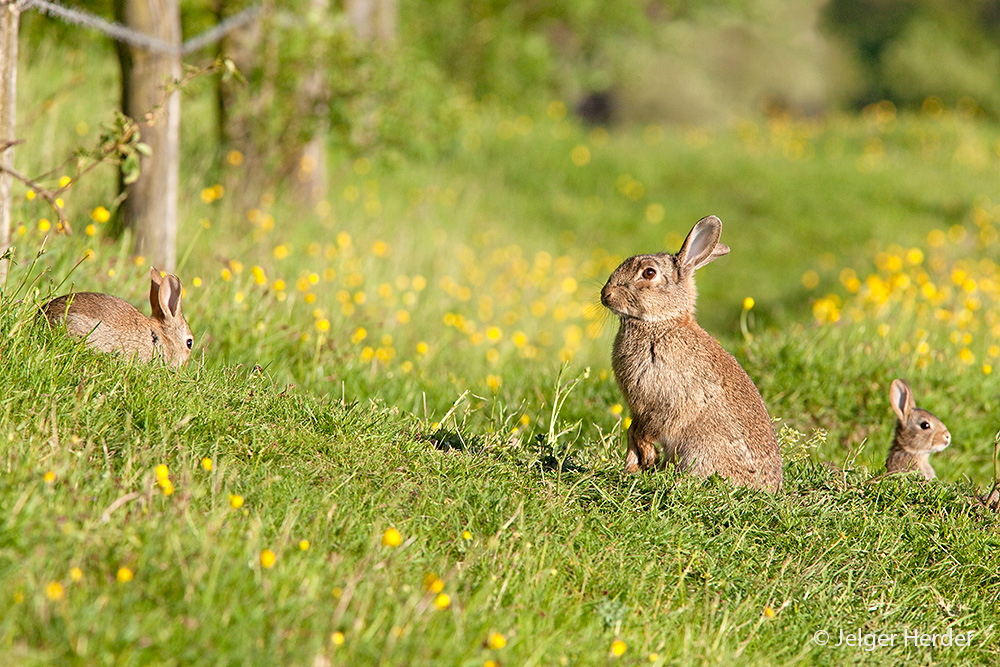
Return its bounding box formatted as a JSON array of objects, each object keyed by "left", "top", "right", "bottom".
[
  {"left": 21, "top": 0, "right": 260, "bottom": 55},
  {"left": 180, "top": 7, "right": 261, "bottom": 55}
]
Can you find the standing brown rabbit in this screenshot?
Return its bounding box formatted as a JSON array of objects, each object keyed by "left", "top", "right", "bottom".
[
  {"left": 886, "top": 378, "right": 950, "bottom": 479},
  {"left": 43, "top": 268, "right": 194, "bottom": 367},
  {"left": 601, "top": 215, "right": 782, "bottom": 491}
]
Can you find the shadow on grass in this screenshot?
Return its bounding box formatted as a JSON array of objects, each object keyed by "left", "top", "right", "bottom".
[{"left": 421, "top": 426, "right": 594, "bottom": 476}]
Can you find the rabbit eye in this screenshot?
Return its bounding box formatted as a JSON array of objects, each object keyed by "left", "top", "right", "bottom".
[
  {"left": 919, "top": 421, "right": 931, "bottom": 430},
  {"left": 186, "top": 338, "right": 193, "bottom": 350},
  {"left": 641, "top": 267, "right": 657, "bottom": 280}
]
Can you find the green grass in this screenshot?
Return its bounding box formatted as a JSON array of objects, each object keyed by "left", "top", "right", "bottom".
[
  {"left": 3, "top": 303, "right": 998, "bottom": 665},
  {"left": 3, "top": 36, "right": 1000, "bottom": 666}
]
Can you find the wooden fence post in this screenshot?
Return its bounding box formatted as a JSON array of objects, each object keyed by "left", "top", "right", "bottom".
[
  {"left": 113, "top": 0, "right": 181, "bottom": 271},
  {"left": 0, "top": 0, "right": 19, "bottom": 287}
]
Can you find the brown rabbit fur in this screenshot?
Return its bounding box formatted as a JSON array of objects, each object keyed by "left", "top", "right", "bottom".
[
  {"left": 886, "top": 378, "right": 950, "bottom": 479},
  {"left": 43, "top": 268, "right": 194, "bottom": 367},
  {"left": 601, "top": 215, "right": 782, "bottom": 491}
]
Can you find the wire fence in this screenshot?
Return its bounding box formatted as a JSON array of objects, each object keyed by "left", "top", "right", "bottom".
[
  {"left": 0, "top": 0, "right": 263, "bottom": 254},
  {"left": 18, "top": 0, "right": 260, "bottom": 54}
]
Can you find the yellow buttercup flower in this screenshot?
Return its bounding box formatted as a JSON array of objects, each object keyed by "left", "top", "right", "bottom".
[
  {"left": 45, "top": 581, "right": 65, "bottom": 601},
  {"left": 381, "top": 527, "right": 402, "bottom": 547},
  {"left": 91, "top": 206, "right": 111, "bottom": 222},
  {"left": 423, "top": 572, "right": 445, "bottom": 593}
]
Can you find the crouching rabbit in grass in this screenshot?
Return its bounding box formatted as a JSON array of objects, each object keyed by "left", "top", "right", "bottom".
[
  {"left": 43, "top": 268, "right": 194, "bottom": 367},
  {"left": 886, "top": 378, "right": 951, "bottom": 479},
  {"left": 601, "top": 215, "right": 783, "bottom": 491}
]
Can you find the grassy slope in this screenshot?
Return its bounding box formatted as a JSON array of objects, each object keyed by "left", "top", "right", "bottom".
[
  {"left": 3, "top": 35, "right": 999, "bottom": 666},
  {"left": 3, "top": 298, "right": 999, "bottom": 666},
  {"left": 3, "top": 307, "right": 998, "bottom": 666}
]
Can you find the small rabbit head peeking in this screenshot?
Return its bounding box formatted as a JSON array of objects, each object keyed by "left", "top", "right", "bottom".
[
  {"left": 601, "top": 215, "right": 783, "bottom": 492},
  {"left": 43, "top": 267, "right": 194, "bottom": 367},
  {"left": 886, "top": 378, "right": 951, "bottom": 479}
]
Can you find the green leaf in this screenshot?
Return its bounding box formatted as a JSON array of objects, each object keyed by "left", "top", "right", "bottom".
[{"left": 122, "top": 153, "right": 141, "bottom": 184}]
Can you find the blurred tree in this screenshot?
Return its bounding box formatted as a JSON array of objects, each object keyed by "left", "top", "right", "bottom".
[
  {"left": 296, "top": 0, "right": 333, "bottom": 204},
  {"left": 399, "top": 0, "right": 654, "bottom": 104},
  {"left": 112, "top": 0, "right": 182, "bottom": 271},
  {"left": 824, "top": 0, "right": 1000, "bottom": 114},
  {"left": 213, "top": 0, "right": 268, "bottom": 204},
  {"left": 213, "top": 0, "right": 463, "bottom": 199},
  {"left": 214, "top": 0, "right": 337, "bottom": 206},
  {"left": 824, "top": 0, "right": 916, "bottom": 67},
  {"left": 345, "top": 0, "right": 396, "bottom": 44}
]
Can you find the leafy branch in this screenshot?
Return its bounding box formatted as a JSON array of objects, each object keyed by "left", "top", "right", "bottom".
[
  {"left": 0, "top": 139, "right": 74, "bottom": 233},
  {"left": 9, "top": 59, "right": 229, "bottom": 235}
]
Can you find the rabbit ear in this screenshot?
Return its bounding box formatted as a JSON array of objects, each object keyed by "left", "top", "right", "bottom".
[
  {"left": 889, "top": 378, "right": 914, "bottom": 422},
  {"left": 149, "top": 268, "right": 183, "bottom": 322},
  {"left": 149, "top": 268, "right": 165, "bottom": 320},
  {"left": 678, "top": 215, "right": 729, "bottom": 271}
]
